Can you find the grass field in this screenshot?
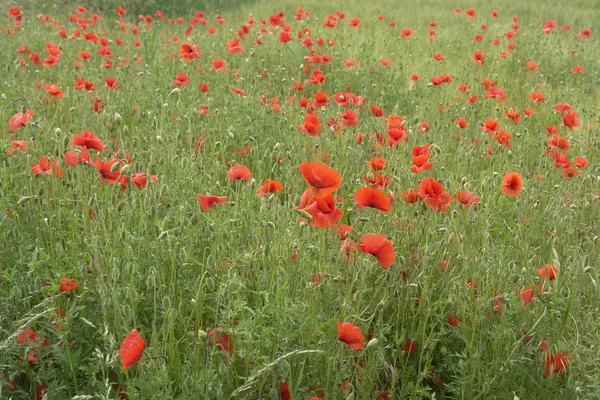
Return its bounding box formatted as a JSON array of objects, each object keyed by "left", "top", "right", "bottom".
[{"left": 1, "top": 0, "right": 599, "bottom": 398}]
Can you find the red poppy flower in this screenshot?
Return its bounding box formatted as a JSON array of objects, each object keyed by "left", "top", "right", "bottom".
[
  {"left": 211, "top": 59, "right": 226, "bottom": 71},
  {"left": 45, "top": 84, "right": 64, "bottom": 97},
  {"left": 562, "top": 111, "right": 581, "bottom": 131},
  {"left": 197, "top": 195, "right": 228, "bottom": 210},
  {"left": 401, "top": 189, "right": 419, "bottom": 203},
  {"left": 526, "top": 60, "right": 538, "bottom": 70},
  {"left": 574, "top": 157, "right": 588, "bottom": 169},
  {"left": 501, "top": 172, "right": 523, "bottom": 197},
  {"left": 226, "top": 37, "right": 244, "bottom": 54},
  {"left": 336, "top": 320, "right": 364, "bottom": 350},
  {"left": 230, "top": 87, "right": 247, "bottom": 96},
  {"left": 298, "top": 162, "right": 342, "bottom": 199},
  {"left": 367, "top": 157, "right": 386, "bottom": 170},
  {"left": 473, "top": 50, "right": 485, "bottom": 65},
  {"left": 538, "top": 264, "right": 557, "bottom": 280},
  {"left": 296, "top": 191, "right": 343, "bottom": 228},
  {"left": 480, "top": 119, "right": 500, "bottom": 134},
  {"left": 410, "top": 154, "right": 433, "bottom": 174},
  {"left": 208, "top": 328, "right": 234, "bottom": 355},
  {"left": 454, "top": 191, "right": 480, "bottom": 208},
  {"left": 402, "top": 339, "right": 418, "bottom": 353},
  {"left": 64, "top": 146, "right": 91, "bottom": 166},
  {"left": 357, "top": 233, "right": 395, "bottom": 268},
  {"left": 370, "top": 106, "right": 384, "bottom": 117},
  {"left": 120, "top": 329, "right": 145, "bottom": 370},
  {"left": 17, "top": 328, "right": 38, "bottom": 345},
  {"left": 180, "top": 43, "right": 200, "bottom": 61},
  {"left": 32, "top": 156, "right": 62, "bottom": 177},
  {"left": 227, "top": 165, "right": 252, "bottom": 180},
  {"left": 256, "top": 179, "right": 283, "bottom": 197},
  {"left": 70, "top": 130, "right": 106, "bottom": 152},
  {"left": 130, "top": 173, "right": 157, "bottom": 190},
  {"left": 545, "top": 353, "right": 570, "bottom": 377},
  {"left": 60, "top": 275, "right": 77, "bottom": 292},
  {"left": 173, "top": 73, "right": 190, "bottom": 86},
  {"left": 95, "top": 156, "right": 122, "bottom": 184},
  {"left": 354, "top": 187, "right": 392, "bottom": 212},
  {"left": 9, "top": 110, "right": 35, "bottom": 131},
  {"left": 298, "top": 113, "right": 321, "bottom": 136},
  {"left": 105, "top": 77, "right": 120, "bottom": 90}
]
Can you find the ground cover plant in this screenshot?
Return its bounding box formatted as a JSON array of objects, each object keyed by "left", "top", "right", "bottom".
[{"left": 1, "top": 0, "right": 600, "bottom": 398}]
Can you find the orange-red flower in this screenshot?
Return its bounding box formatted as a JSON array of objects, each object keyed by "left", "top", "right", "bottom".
[
  {"left": 538, "top": 264, "right": 557, "bottom": 280},
  {"left": 256, "top": 179, "right": 283, "bottom": 197},
  {"left": 354, "top": 187, "right": 391, "bottom": 212},
  {"left": 298, "top": 162, "right": 342, "bottom": 199},
  {"left": 227, "top": 165, "right": 251, "bottom": 180},
  {"left": 336, "top": 320, "right": 364, "bottom": 350},
  {"left": 9, "top": 110, "right": 35, "bottom": 131},
  {"left": 501, "top": 172, "right": 523, "bottom": 197},
  {"left": 296, "top": 190, "right": 343, "bottom": 228},
  {"left": 454, "top": 191, "right": 480, "bottom": 208},
  {"left": 197, "top": 195, "right": 228, "bottom": 210},
  {"left": 32, "top": 156, "right": 62, "bottom": 177},
  {"left": 60, "top": 276, "right": 77, "bottom": 292},
  {"left": 357, "top": 233, "right": 395, "bottom": 268},
  {"left": 208, "top": 328, "right": 234, "bottom": 355},
  {"left": 70, "top": 131, "right": 106, "bottom": 152},
  {"left": 120, "top": 329, "right": 145, "bottom": 370}
]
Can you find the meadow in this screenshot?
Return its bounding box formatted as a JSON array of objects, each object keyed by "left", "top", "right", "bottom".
[{"left": 1, "top": 0, "right": 600, "bottom": 398}]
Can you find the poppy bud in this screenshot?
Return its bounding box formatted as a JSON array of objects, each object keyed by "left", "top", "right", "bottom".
[
  {"left": 198, "top": 329, "right": 207, "bottom": 340},
  {"left": 218, "top": 361, "right": 228, "bottom": 376},
  {"left": 160, "top": 184, "right": 168, "bottom": 196},
  {"left": 227, "top": 131, "right": 234, "bottom": 139},
  {"left": 145, "top": 275, "right": 154, "bottom": 289},
  {"left": 190, "top": 298, "right": 196, "bottom": 307},
  {"left": 168, "top": 89, "right": 180, "bottom": 97},
  {"left": 156, "top": 135, "right": 163, "bottom": 143},
  {"left": 358, "top": 216, "right": 370, "bottom": 223},
  {"left": 123, "top": 125, "right": 129, "bottom": 134},
  {"left": 296, "top": 209, "right": 313, "bottom": 221},
  {"left": 34, "top": 277, "right": 43, "bottom": 290},
  {"left": 17, "top": 196, "right": 31, "bottom": 206},
  {"left": 110, "top": 162, "right": 121, "bottom": 173},
  {"left": 250, "top": 178, "right": 256, "bottom": 187},
  {"left": 264, "top": 221, "right": 275, "bottom": 229},
  {"left": 119, "top": 164, "right": 130, "bottom": 175},
  {"left": 114, "top": 112, "right": 122, "bottom": 123},
  {"left": 366, "top": 338, "right": 379, "bottom": 349},
  {"left": 206, "top": 277, "right": 215, "bottom": 291},
  {"left": 162, "top": 295, "right": 171, "bottom": 310},
  {"left": 54, "top": 128, "right": 62, "bottom": 135}
]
